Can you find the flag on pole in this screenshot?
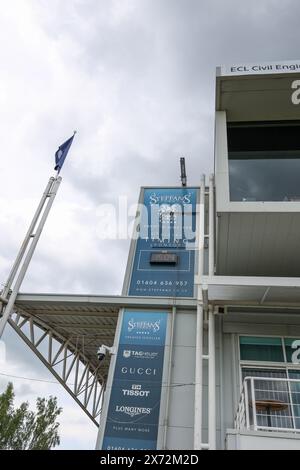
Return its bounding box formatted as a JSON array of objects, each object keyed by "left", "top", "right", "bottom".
[{"left": 54, "top": 132, "right": 76, "bottom": 173}]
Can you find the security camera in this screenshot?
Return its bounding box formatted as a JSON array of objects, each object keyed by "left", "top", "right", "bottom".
[
  {"left": 97, "top": 345, "right": 107, "bottom": 362},
  {"left": 97, "top": 344, "right": 116, "bottom": 362}
]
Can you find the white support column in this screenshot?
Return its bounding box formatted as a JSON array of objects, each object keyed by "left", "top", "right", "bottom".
[
  {"left": 208, "top": 174, "right": 215, "bottom": 277},
  {"left": 194, "top": 174, "right": 205, "bottom": 450},
  {"left": 0, "top": 177, "right": 62, "bottom": 339},
  {"left": 208, "top": 306, "right": 216, "bottom": 449},
  {"left": 208, "top": 174, "right": 216, "bottom": 449},
  {"left": 163, "top": 305, "right": 176, "bottom": 449}
]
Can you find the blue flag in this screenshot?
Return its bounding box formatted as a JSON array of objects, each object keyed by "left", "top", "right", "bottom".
[{"left": 54, "top": 132, "right": 76, "bottom": 173}]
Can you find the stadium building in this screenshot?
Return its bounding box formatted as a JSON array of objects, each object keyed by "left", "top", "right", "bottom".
[{"left": 6, "top": 60, "right": 300, "bottom": 450}]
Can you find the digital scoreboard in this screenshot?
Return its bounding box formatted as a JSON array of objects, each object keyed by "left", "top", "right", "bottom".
[
  {"left": 149, "top": 252, "right": 178, "bottom": 265},
  {"left": 128, "top": 187, "right": 199, "bottom": 298}
]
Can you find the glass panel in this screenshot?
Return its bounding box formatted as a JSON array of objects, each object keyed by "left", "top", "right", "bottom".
[
  {"left": 284, "top": 338, "right": 300, "bottom": 363},
  {"left": 229, "top": 153, "right": 300, "bottom": 202},
  {"left": 240, "top": 336, "right": 284, "bottom": 362},
  {"left": 288, "top": 370, "right": 300, "bottom": 429},
  {"left": 242, "top": 368, "right": 292, "bottom": 429}
]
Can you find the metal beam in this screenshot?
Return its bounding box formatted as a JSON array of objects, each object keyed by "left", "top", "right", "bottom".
[
  {"left": 15, "top": 293, "right": 197, "bottom": 309},
  {"left": 8, "top": 310, "right": 105, "bottom": 426}
]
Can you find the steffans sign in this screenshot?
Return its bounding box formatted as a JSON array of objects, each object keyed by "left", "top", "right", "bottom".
[{"left": 220, "top": 60, "right": 300, "bottom": 76}]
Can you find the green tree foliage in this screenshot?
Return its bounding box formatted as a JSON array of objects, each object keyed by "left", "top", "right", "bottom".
[{"left": 0, "top": 382, "right": 62, "bottom": 449}]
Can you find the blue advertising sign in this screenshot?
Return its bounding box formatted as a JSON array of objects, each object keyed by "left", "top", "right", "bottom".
[
  {"left": 102, "top": 310, "right": 168, "bottom": 450},
  {"left": 128, "top": 188, "right": 198, "bottom": 297}
]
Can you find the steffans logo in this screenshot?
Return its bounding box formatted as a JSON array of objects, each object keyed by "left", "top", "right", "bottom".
[
  {"left": 149, "top": 192, "right": 192, "bottom": 205},
  {"left": 127, "top": 318, "right": 161, "bottom": 334}
]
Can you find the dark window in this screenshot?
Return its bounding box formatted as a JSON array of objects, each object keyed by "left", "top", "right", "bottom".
[
  {"left": 228, "top": 121, "right": 300, "bottom": 202},
  {"left": 240, "top": 336, "right": 284, "bottom": 362}
]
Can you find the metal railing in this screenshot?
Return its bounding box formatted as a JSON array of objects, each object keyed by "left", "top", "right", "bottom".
[{"left": 235, "top": 376, "right": 300, "bottom": 433}]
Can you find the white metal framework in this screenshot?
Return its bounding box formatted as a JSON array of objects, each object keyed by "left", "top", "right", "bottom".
[
  {"left": 8, "top": 309, "right": 106, "bottom": 426},
  {"left": 194, "top": 174, "right": 217, "bottom": 450},
  {"left": 235, "top": 376, "right": 300, "bottom": 433},
  {"left": 8, "top": 296, "right": 124, "bottom": 425}
]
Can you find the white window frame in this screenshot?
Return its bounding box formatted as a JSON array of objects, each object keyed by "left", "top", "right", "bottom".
[{"left": 238, "top": 334, "right": 300, "bottom": 431}]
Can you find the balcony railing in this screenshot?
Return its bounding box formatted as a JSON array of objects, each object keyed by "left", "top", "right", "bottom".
[{"left": 235, "top": 377, "right": 300, "bottom": 433}]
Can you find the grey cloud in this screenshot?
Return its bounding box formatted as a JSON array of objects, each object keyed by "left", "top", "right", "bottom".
[{"left": 14, "top": 382, "right": 36, "bottom": 397}]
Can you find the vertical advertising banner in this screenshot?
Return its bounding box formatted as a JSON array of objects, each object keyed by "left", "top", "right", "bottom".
[
  {"left": 129, "top": 187, "right": 198, "bottom": 297},
  {"left": 102, "top": 310, "right": 168, "bottom": 450}
]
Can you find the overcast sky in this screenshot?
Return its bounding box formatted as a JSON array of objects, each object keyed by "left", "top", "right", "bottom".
[{"left": 0, "top": 0, "right": 299, "bottom": 449}]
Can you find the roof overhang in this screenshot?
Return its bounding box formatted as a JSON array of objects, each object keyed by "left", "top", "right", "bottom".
[
  {"left": 203, "top": 275, "right": 300, "bottom": 308},
  {"left": 13, "top": 293, "right": 197, "bottom": 379},
  {"left": 216, "top": 60, "right": 300, "bottom": 122}
]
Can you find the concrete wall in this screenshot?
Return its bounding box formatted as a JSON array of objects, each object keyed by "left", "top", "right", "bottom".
[
  {"left": 165, "top": 311, "right": 196, "bottom": 449},
  {"left": 165, "top": 311, "right": 222, "bottom": 450},
  {"left": 226, "top": 429, "right": 300, "bottom": 450}
]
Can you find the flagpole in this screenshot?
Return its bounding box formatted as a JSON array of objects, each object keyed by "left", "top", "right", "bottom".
[
  {"left": 1, "top": 177, "right": 55, "bottom": 302},
  {"left": 0, "top": 175, "right": 62, "bottom": 339}
]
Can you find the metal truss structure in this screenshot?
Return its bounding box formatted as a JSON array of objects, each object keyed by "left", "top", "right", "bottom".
[{"left": 8, "top": 309, "right": 105, "bottom": 426}]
